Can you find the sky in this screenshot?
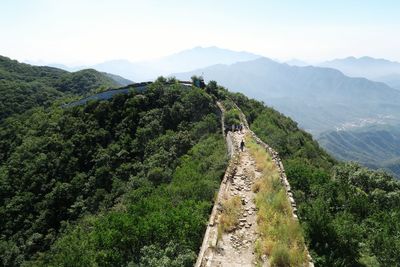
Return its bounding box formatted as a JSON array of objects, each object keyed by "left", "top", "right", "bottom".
[{"left": 1, "top": 0, "right": 400, "bottom": 65}]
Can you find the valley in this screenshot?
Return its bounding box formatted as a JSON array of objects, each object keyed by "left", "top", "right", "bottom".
[{"left": 318, "top": 124, "right": 400, "bottom": 177}]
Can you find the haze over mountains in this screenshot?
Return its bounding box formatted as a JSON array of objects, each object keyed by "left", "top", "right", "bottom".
[
  {"left": 30, "top": 46, "right": 400, "bottom": 176},
  {"left": 171, "top": 49, "right": 400, "bottom": 177},
  {"left": 285, "top": 59, "right": 310, "bottom": 67},
  {"left": 4, "top": 0, "right": 400, "bottom": 264},
  {"left": 319, "top": 124, "right": 400, "bottom": 176},
  {"left": 173, "top": 57, "right": 400, "bottom": 133},
  {"left": 42, "top": 47, "right": 261, "bottom": 81},
  {"left": 320, "top": 56, "right": 400, "bottom": 90},
  {"left": 4, "top": 54, "right": 400, "bottom": 266}
]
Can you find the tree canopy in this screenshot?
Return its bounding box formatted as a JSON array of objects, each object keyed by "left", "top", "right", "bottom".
[
  {"left": 0, "top": 56, "right": 121, "bottom": 122},
  {"left": 0, "top": 80, "right": 227, "bottom": 266}
]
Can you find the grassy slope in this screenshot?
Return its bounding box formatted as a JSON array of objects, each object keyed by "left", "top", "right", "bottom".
[{"left": 246, "top": 134, "right": 307, "bottom": 266}]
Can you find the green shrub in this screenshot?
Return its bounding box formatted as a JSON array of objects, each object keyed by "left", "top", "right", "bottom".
[
  {"left": 224, "top": 108, "right": 241, "bottom": 126},
  {"left": 270, "top": 244, "right": 291, "bottom": 267}
]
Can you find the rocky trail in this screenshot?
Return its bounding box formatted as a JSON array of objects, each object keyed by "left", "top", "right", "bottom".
[
  {"left": 195, "top": 102, "right": 313, "bottom": 267},
  {"left": 210, "top": 128, "right": 262, "bottom": 267}
]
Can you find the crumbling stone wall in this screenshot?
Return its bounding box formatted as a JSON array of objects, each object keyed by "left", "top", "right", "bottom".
[
  {"left": 194, "top": 131, "right": 239, "bottom": 267},
  {"left": 236, "top": 103, "right": 314, "bottom": 267},
  {"left": 195, "top": 102, "right": 314, "bottom": 267},
  {"left": 194, "top": 103, "right": 240, "bottom": 267}
]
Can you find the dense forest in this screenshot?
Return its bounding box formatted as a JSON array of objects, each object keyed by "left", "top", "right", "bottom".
[
  {"left": 229, "top": 91, "right": 400, "bottom": 266},
  {"left": 0, "top": 56, "right": 123, "bottom": 122},
  {"left": 0, "top": 76, "right": 231, "bottom": 266},
  {"left": 1, "top": 57, "right": 400, "bottom": 266},
  {"left": 0, "top": 77, "right": 228, "bottom": 266}
]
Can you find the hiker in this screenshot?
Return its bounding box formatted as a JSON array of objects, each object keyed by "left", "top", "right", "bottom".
[
  {"left": 224, "top": 126, "right": 230, "bottom": 136},
  {"left": 239, "top": 124, "right": 243, "bottom": 133},
  {"left": 240, "top": 139, "right": 245, "bottom": 152}
]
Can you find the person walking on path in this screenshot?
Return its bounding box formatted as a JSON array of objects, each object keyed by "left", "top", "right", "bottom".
[{"left": 240, "top": 139, "right": 245, "bottom": 152}]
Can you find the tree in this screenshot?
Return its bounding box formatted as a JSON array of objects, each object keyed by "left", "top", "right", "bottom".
[{"left": 206, "top": 80, "right": 218, "bottom": 97}]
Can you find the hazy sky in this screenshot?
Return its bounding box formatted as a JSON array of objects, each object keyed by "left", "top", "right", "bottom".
[{"left": 1, "top": 0, "right": 400, "bottom": 65}]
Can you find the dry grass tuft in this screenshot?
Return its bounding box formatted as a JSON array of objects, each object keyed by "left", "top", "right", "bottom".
[
  {"left": 219, "top": 195, "right": 242, "bottom": 233},
  {"left": 252, "top": 180, "right": 262, "bottom": 193},
  {"left": 245, "top": 134, "right": 307, "bottom": 266}
]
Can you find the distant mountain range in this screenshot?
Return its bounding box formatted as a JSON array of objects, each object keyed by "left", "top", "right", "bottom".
[
  {"left": 45, "top": 46, "right": 261, "bottom": 81},
  {"left": 173, "top": 57, "right": 400, "bottom": 134},
  {"left": 30, "top": 48, "right": 400, "bottom": 175},
  {"left": 43, "top": 51, "right": 400, "bottom": 91},
  {"left": 319, "top": 56, "right": 400, "bottom": 90}
]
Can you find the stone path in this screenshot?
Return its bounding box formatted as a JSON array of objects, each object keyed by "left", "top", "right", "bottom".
[
  {"left": 209, "top": 128, "right": 265, "bottom": 267},
  {"left": 195, "top": 102, "right": 313, "bottom": 267}
]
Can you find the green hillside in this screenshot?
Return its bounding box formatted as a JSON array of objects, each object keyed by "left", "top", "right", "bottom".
[
  {"left": 229, "top": 91, "right": 400, "bottom": 266},
  {"left": 1, "top": 60, "right": 400, "bottom": 267},
  {"left": 0, "top": 56, "right": 121, "bottom": 122},
  {"left": 174, "top": 57, "right": 400, "bottom": 134},
  {"left": 318, "top": 125, "right": 400, "bottom": 178},
  {"left": 0, "top": 79, "right": 228, "bottom": 266}
]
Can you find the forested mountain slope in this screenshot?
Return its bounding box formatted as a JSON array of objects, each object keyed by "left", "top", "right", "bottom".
[
  {"left": 318, "top": 125, "right": 400, "bottom": 178},
  {"left": 229, "top": 91, "right": 400, "bottom": 266},
  {"left": 0, "top": 79, "right": 228, "bottom": 266},
  {"left": 1, "top": 71, "right": 400, "bottom": 266},
  {"left": 0, "top": 55, "right": 124, "bottom": 122},
  {"left": 174, "top": 58, "right": 400, "bottom": 188},
  {"left": 174, "top": 57, "right": 400, "bottom": 134}
]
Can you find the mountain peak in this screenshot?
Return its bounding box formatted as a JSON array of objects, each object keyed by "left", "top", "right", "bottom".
[{"left": 285, "top": 59, "right": 309, "bottom": 67}]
